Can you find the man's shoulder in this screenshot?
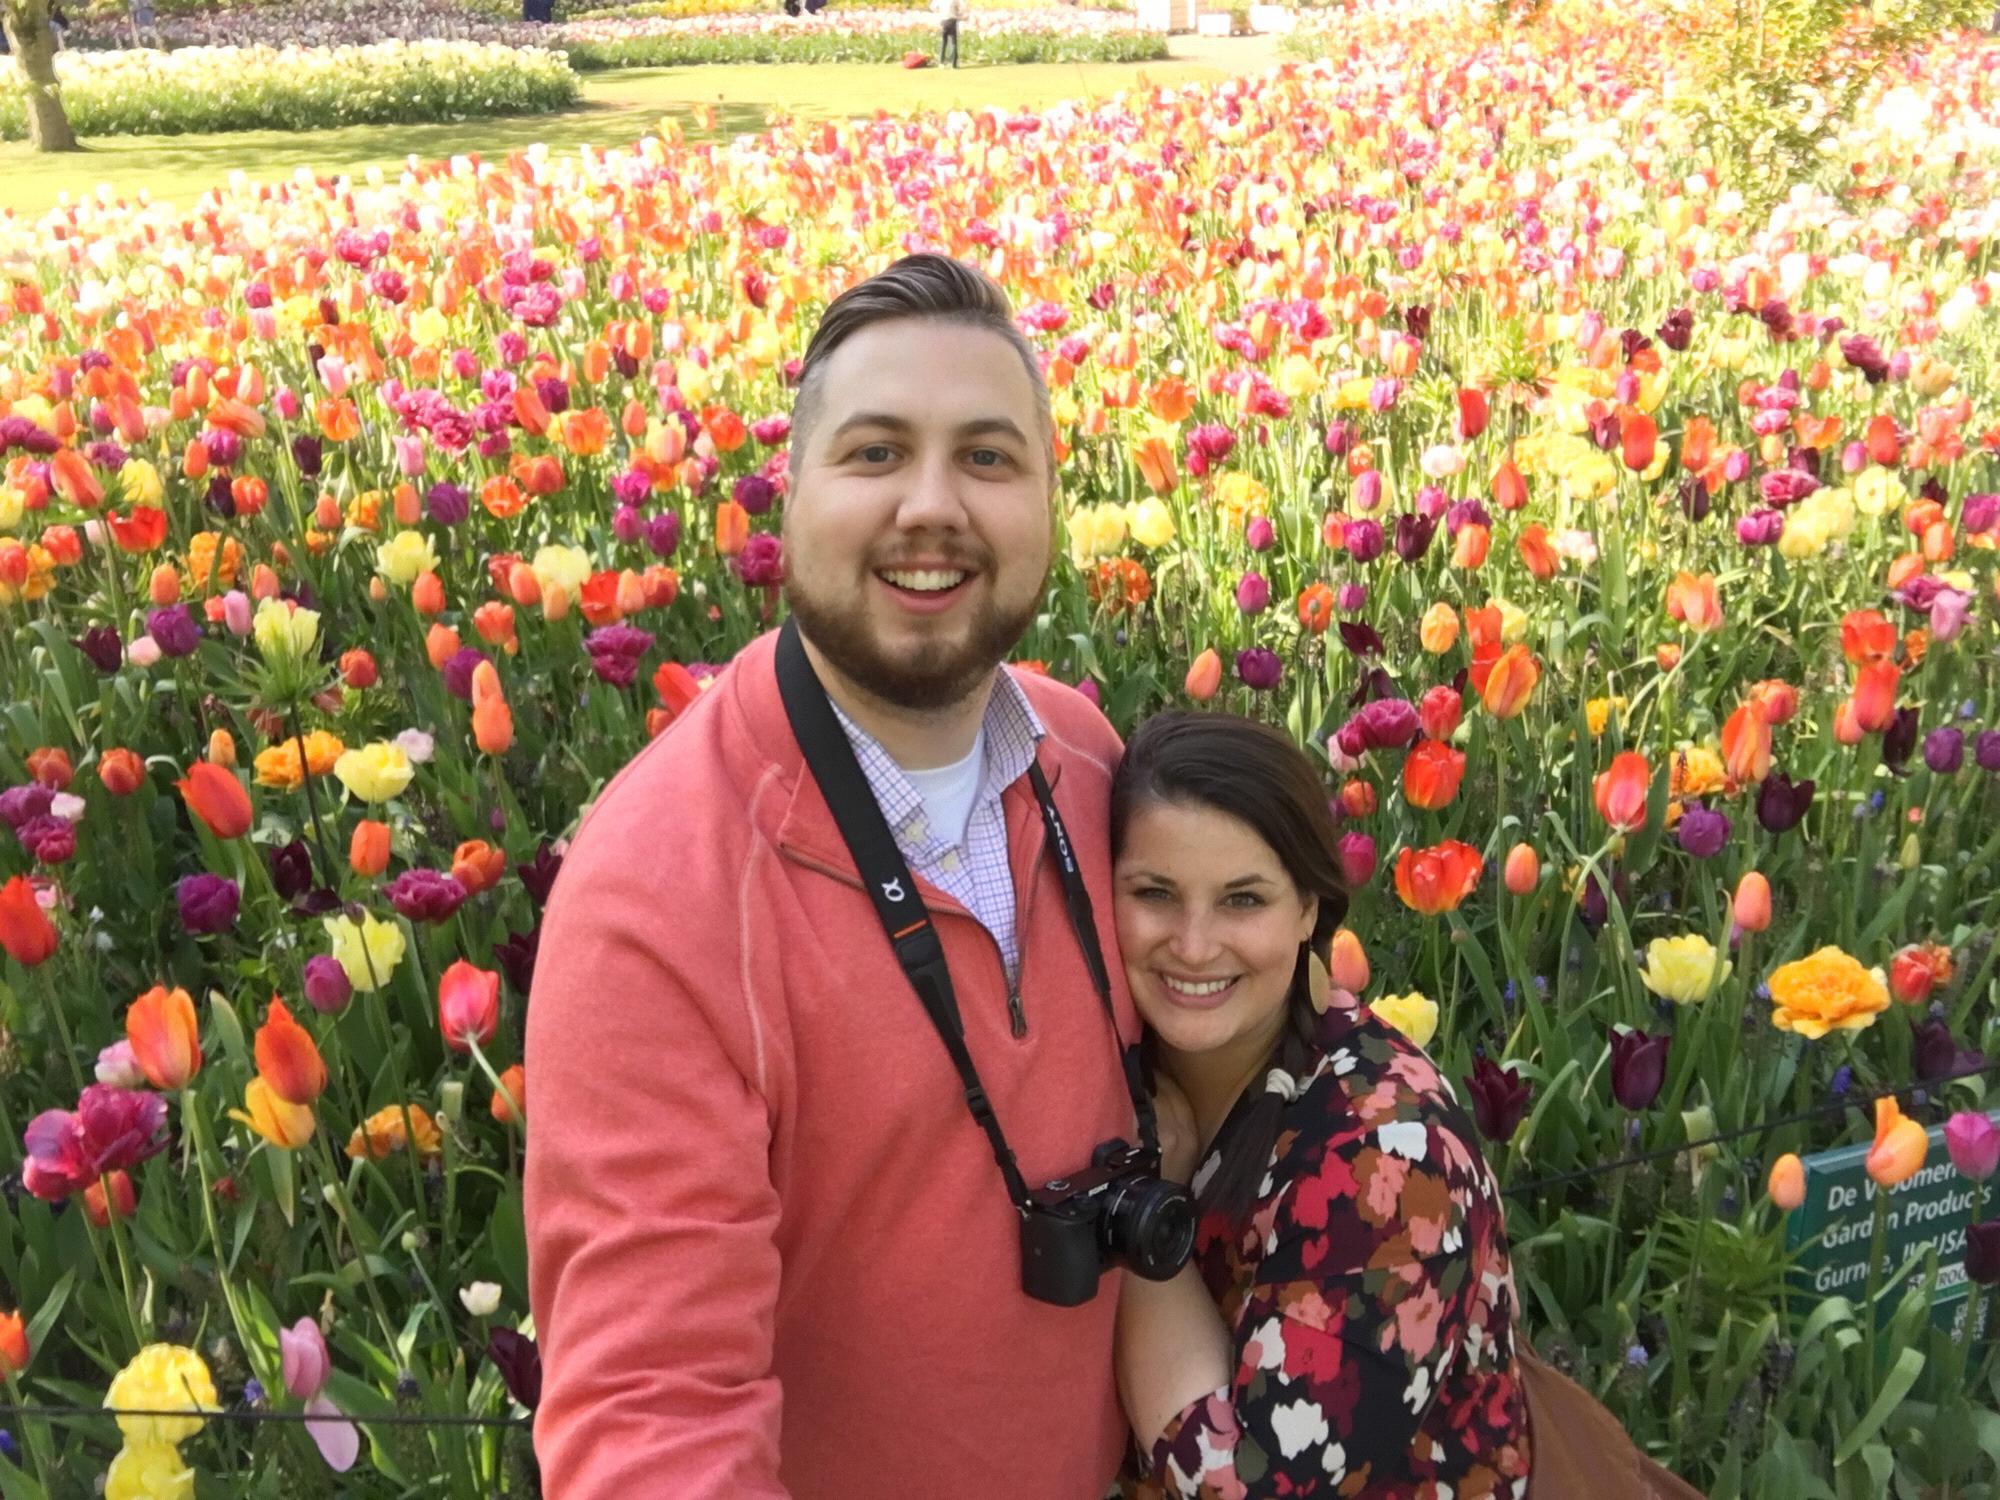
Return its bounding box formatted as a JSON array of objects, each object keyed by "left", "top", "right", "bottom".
[{"left": 1008, "top": 668, "right": 1123, "bottom": 782}]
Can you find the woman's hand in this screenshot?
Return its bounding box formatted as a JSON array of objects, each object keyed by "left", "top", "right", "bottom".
[{"left": 1152, "top": 1071, "right": 1201, "bottom": 1186}]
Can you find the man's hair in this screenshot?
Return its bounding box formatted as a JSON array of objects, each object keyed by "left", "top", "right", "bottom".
[{"left": 790, "top": 254, "right": 1053, "bottom": 486}]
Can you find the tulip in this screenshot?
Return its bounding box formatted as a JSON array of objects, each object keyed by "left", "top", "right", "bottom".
[
  {"left": 439, "top": 960, "right": 501, "bottom": 1053},
  {"left": 1594, "top": 751, "right": 1651, "bottom": 832},
  {"left": 1665, "top": 571, "right": 1724, "bottom": 633},
  {"left": 1183, "top": 649, "right": 1222, "bottom": 702},
  {"left": 1889, "top": 946, "right": 1940, "bottom": 1004},
  {"left": 1913, "top": 1018, "right": 1983, "bottom": 1083},
  {"left": 491, "top": 1063, "right": 527, "bottom": 1126},
  {"left": 1326, "top": 929, "right": 1369, "bottom": 992},
  {"left": 1968, "top": 1221, "right": 2000, "bottom": 1287},
  {"left": 1719, "top": 703, "right": 1772, "bottom": 784},
  {"left": 1480, "top": 644, "right": 1540, "bottom": 718},
  {"left": 98, "top": 747, "right": 146, "bottom": 796},
  {"left": 1418, "top": 685, "right": 1462, "bottom": 743},
  {"left": 176, "top": 874, "right": 240, "bottom": 935},
  {"left": 1402, "top": 740, "right": 1466, "bottom": 810},
  {"left": 302, "top": 954, "right": 353, "bottom": 1017},
  {"left": 255, "top": 998, "right": 327, "bottom": 1106},
  {"left": 1850, "top": 661, "right": 1900, "bottom": 734},
  {"left": 1393, "top": 841, "right": 1483, "bottom": 915},
  {"left": 1235, "top": 648, "right": 1282, "bottom": 691},
  {"left": 1925, "top": 727, "right": 1965, "bottom": 774},
  {"left": 1336, "top": 831, "right": 1377, "bottom": 888},
  {"left": 1502, "top": 843, "right": 1539, "bottom": 895},
  {"left": 0, "top": 1308, "right": 27, "bottom": 1375},
  {"left": 1866, "top": 1095, "right": 1928, "bottom": 1188},
  {"left": 1675, "top": 805, "right": 1731, "bottom": 859},
  {"left": 230, "top": 1076, "right": 316, "bottom": 1150},
  {"left": 279, "top": 1317, "right": 330, "bottom": 1399},
  {"left": 125, "top": 985, "right": 201, "bottom": 1090},
  {"left": 0, "top": 874, "right": 58, "bottom": 966},
  {"left": 1609, "top": 1027, "right": 1669, "bottom": 1111},
  {"left": 176, "top": 762, "right": 252, "bottom": 839},
  {"left": 350, "top": 819, "right": 391, "bottom": 877},
  {"left": 1756, "top": 772, "right": 1816, "bottom": 833},
  {"left": 83, "top": 1169, "right": 137, "bottom": 1228},
  {"left": 1465, "top": 1056, "right": 1531, "bottom": 1142},
  {"left": 1768, "top": 1153, "right": 1806, "bottom": 1211},
  {"left": 488, "top": 1327, "right": 542, "bottom": 1412},
  {"left": 1946, "top": 1113, "right": 2000, "bottom": 1182}
]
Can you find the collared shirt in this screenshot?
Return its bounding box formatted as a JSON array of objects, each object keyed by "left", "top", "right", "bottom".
[{"left": 830, "top": 669, "right": 1045, "bottom": 982}]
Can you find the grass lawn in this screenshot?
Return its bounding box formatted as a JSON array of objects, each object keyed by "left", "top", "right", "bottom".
[{"left": 0, "top": 37, "right": 1280, "bottom": 217}]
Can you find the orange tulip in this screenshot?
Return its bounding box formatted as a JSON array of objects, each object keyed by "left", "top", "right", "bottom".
[
  {"left": 654, "top": 661, "right": 703, "bottom": 719},
  {"left": 1680, "top": 416, "right": 1716, "bottom": 474},
  {"left": 1748, "top": 679, "right": 1800, "bottom": 726},
  {"left": 451, "top": 839, "right": 507, "bottom": 896},
  {"left": 1297, "top": 583, "right": 1335, "bottom": 635},
  {"left": 1503, "top": 843, "right": 1540, "bottom": 896},
  {"left": 1594, "top": 751, "right": 1651, "bottom": 832},
  {"left": 1720, "top": 702, "right": 1772, "bottom": 784},
  {"left": 1767, "top": 1153, "right": 1806, "bottom": 1211},
  {"left": 471, "top": 663, "right": 514, "bottom": 756},
  {"left": 1326, "top": 928, "right": 1369, "bottom": 992},
  {"left": 1453, "top": 523, "right": 1491, "bottom": 570},
  {"left": 1480, "top": 644, "right": 1540, "bottom": 719},
  {"left": 1851, "top": 661, "right": 1900, "bottom": 734},
  {"left": 1866, "top": 1095, "right": 1929, "bottom": 1188},
  {"left": 412, "top": 571, "right": 447, "bottom": 617},
  {"left": 1491, "top": 456, "right": 1528, "bottom": 512},
  {"left": 1403, "top": 740, "right": 1467, "bottom": 810},
  {"left": 1393, "top": 840, "right": 1484, "bottom": 915},
  {"left": 491, "top": 1063, "right": 527, "bottom": 1125},
  {"left": 1130, "top": 435, "right": 1179, "bottom": 495},
  {"left": 1864, "top": 413, "right": 1900, "bottom": 466},
  {"left": 1340, "top": 779, "right": 1378, "bottom": 818},
  {"left": 425, "top": 623, "right": 462, "bottom": 671},
  {"left": 1517, "top": 523, "right": 1558, "bottom": 580},
  {"left": 1840, "top": 610, "right": 1897, "bottom": 665},
  {"left": 1832, "top": 698, "right": 1865, "bottom": 746},
  {"left": 349, "top": 819, "right": 391, "bottom": 877},
  {"left": 438, "top": 959, "right": 501, "bottom": 1053},
  {"left": 1665, "top": 572, "right": 1723, "bottom": 633},
  {"left": 0, "top": 1307, "right": 27, "bottom": 1375},
  {"left": 255, "top": 997, "right": 327, "bottom": 1105},
  {"left": 714, "top": 501, "right": 750, "bottom": 557},
  {"left": 1184, "top": 649, "right": 1222, "bottom": 702},
  {"left": 176, "top": 763, "right": 252, "bottom": 839},
  {"left": 126, "top": 984, "right": 201, "bottom": 1089},
  {"left": 98, "top": 747, "right": 146, "bottom": 797},
  {"left": 26, "top": 747, "right": 72, "bottom": 790},
  {"left": 1733, "top": 871, "right": 1772, "bottom": 933},
  {"left": 0, "top": 875, "right": 57, "bottom": 967},
  {"left": 84, "top": 1170, "right": 136, "bottom": 1229},
  {"left": 49, "top": 447, "right": 104, "bottom": 509}
]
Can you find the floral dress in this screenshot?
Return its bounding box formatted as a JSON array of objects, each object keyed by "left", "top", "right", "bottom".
[{"left": 1125, "top": 1001, "right": 1532, "bottom": 1500}]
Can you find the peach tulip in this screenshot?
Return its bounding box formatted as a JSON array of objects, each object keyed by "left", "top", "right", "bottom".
[
  {"left": 1733, "top": 871, "right": 1772, "bottom": 933},
  {"left": 1866, "top": 1095, "right": 1928, "bottom": 1188},
  {"left": 1594, "top": 751, "right": 1650, "bottom": 832},
  {"left": 126, "top": 984, "right": 201, "bottom": 1090},
  {"left": 1503, "top": 843, "right": 1540, "bottom": 896}
]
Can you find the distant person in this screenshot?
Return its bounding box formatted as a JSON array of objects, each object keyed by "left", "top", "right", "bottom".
[{"left": 932, "top": 0, "right": 961, "bottom": 67}]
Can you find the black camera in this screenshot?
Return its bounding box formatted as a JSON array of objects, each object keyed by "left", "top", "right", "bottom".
[{"left": 1019, "top": 1139, "right": 1197, "bottom": 1306}]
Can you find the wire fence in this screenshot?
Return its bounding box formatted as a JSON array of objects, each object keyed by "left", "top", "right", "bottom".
[{"left": 1, "top": 1052, "right": 1993, "bottom": 1434}]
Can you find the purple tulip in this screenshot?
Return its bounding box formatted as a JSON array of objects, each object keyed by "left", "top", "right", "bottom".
[
  {"left": 1609, "top": 1028, "right": 1670, "bottom": 1111},
  {"left": 1353, "top": 472, "right": 1384, "bottom": 514},
  {"left": 1759, "top": 469, "right": 1819, "bottom": 507},
  {"left": 0, "top": 784, "right": 53, "bottom": 830},
  {"left": 1757, "top": 772, "right": 1816, "bottom": 833},
  {"left": 1342, "top": 517, "right": 1384, "bottom": 562},
  {"left": 488, "top": 1328, "right": 542, "bottom": 1411},
  {"left": 385, "top": 869, "right": 467, "bottom": 924},
  {"left": 1925, "top": 727, "right": 1965, "bottom": 774},
  {"left": 1336, "top": 698, "right": 1419, "bottom": 756},
  {"left": 1913, "top": 1019, "right": 1983, "bottom": 1083},
  {"left": 1236, "top": 648, "right": 1282, "bottom": 692},
  {"left": 177, "top": 873, "right": 240, "bottom": 935},
  {"left": 22, "top": 1086, "right": 169, "bottom": 1202},
  {"left": 610, "top": 468, "right": 650, "bottom": 508},
  {"left": 425, "top": 483, "right": 469, "bottom": 525},
  {"left": 1736, "top": 509, "right": 1785, "bottom": 546},
  {"left": 1968, "top": 1221, "right": 2000, "bottom": 1287},
  {"left": 645, "top": 511, "right": 682, "bottom": 559},
  {"left": 587, "top": 625, "right": 656, "bottom": 689},
  {"left": 1840, "top": 334, "right": 1890, "bottom": 383},
  {"left": 732, "top": 475, "right": 776, "bottom": 516},
  {"left": 1946, "top": 1113, "right": 2000, "bottom": 1182},
  {"left": 303, "top": 954, "right": 353, "bottom": 1016},
  {"left": 612, "top": 503, "right": 644, "bottom": 545},
  {"left": 1336, "top": 583, "right": 1367, "bottom": 613},
  {"left": 17, "top": 814, "right": 74, "bottom": 865},
  {"left": 146, "top": 606, "right": 201, "bottom": 658},
  {"left": 494, "top": 926, "right": 541, "bottom": 997},
  {"left": 1394, "top": 513, "right": 1438, "bottom": 562},
  {"left": 270, "top": 839, "right": 314, "bottom": 902},
  {"left": 1235, "top": 572, "right": 1271, "bottom": 615},
  {"left": 1656, "top": 307, "right": 1693, "bottom": 351},
  {"left": 1977, "top": 731, "right": 2000, "bottom": 774},
  {"left": 1244, "top": 516, "right": 1276, "bottom": 552},
  {"left": 1676, "top": 805, "right": 1731, "bottom": 859},
  {"left": 1931, "top": 589, "right": 1972, "bottom": 644},
  {"left": 76, "top": 626, "right": 124, "bottom": 673},
  {"left": 1962, "top": 493, "right": 2000, "bottom": 535},
  {"left": 1882, "top": 708, "right": 1921, "bottom": 771},
  {"left": 1465, "top": 1056, "right": 1531, "bottom": 1142},
  {"left": 516, "top": 842, "right": 563, "bottom": 906},
  {"left": 734, "top": 533, "right": 785, "bottom": 587},
  {"left": 442, "top": 648, "right": 491, "bottom": 703}
]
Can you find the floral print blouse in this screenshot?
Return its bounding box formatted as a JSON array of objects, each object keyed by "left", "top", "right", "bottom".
[{"left": 1125, "top": 1001, "right": 1532, "bottom": 1500}]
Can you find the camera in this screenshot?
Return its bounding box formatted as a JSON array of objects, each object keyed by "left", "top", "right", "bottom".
[{"left": 1018, "top": 1139, "right": 1197, "bottom": 1306}]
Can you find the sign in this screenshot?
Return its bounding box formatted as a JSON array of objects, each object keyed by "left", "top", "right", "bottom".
[{"left": 1786, "top": 1107, "right": 1999, "bottom": 1336}]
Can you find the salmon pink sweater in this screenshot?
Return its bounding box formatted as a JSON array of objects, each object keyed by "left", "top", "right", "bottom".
[{"left": 525, "top": 629, "right": 1137, "bottom": 1498}]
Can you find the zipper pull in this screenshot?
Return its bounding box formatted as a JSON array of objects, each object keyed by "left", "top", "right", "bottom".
[{"left": 1007, "top": 988, "right": 1027, "bottom": 1038}]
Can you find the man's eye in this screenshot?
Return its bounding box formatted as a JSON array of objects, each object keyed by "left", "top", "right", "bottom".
[
  {"left": 853, "top": 444, "right": 896, "bottom": 464},
  {"left": 967, "top": 448, "right": 1010, "bottom": 468}
]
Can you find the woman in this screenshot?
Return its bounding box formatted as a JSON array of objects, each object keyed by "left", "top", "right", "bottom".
[{"left": 1109, "top": 711, "right": 1531, "bottom": 1498}]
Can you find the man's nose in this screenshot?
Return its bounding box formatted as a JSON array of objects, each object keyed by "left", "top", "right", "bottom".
[{"left": 894, "top": 451, "right": 971, "bottom": 533}]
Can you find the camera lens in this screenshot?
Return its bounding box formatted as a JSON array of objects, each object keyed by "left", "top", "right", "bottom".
[{"left": 1102, "top": 1175, "right": 1196, "bottom": 1281}]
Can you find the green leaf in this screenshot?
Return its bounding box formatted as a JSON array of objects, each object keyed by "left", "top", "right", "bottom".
[
  {"left": 19, "top": 1268, "right": 75, "bottom": 1368},
  {"left": 1833, "top": 1345, "right": 1923, "bottom": 1465}
]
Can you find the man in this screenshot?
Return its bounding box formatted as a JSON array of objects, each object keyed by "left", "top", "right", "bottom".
[{"left": 526, "top": 256, "right": 1138, "bottom": 1497}]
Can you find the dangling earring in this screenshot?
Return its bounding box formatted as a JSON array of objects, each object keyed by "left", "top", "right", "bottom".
[{"left": 1307, "top": 949, "right": 1333, "bottom": 1014}]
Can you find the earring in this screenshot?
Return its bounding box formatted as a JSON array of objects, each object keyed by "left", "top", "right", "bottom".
[{"left": 1307, "top": 950, "right": 1333, "bottom": 1014}]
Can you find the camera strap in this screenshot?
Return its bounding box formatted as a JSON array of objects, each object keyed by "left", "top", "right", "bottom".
[{"left": 774, "top": 620, "right": 1155, "bottom": 1215}]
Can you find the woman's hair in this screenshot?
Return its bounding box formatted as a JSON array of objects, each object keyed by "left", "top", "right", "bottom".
[{"left": 1110, "top": 711, "right": 1350, "bottom": 1224}]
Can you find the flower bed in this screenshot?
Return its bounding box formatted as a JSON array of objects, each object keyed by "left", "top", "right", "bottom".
[
  {"left": 0, "top": 0, "right": 1997, "bottom": 1492},
  {"left": 0, "top": 37, "right": 578, "bottom": 138}
]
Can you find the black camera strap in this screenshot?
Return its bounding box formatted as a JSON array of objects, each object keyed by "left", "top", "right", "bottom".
[{"left": 773, "top": 620, "right": 1154, "bottom": 1216}]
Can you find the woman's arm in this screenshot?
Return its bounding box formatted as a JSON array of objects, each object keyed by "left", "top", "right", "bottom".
[{"left": 1116, "top": 1263, "right": 1235, "bottom": 1453}]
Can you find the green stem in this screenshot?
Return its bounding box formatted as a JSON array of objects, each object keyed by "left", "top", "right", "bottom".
[
  {"left": 310, "top": 1129, "right": 402, "bottom": 1354},
  {"left": 1, "top": 1368, "right": 56, "bottom": 1495},
  {"left": 464, "top": 1036, "right": 523, "bottom": 1143},
  {"left": 83, "top": 1215, "right": 143, "bottom": 1355},
  {"left": 101, "top": 1194, "right": 147, "bottom": 1344},
  {"left": 1863, "top": 1185, "right": 1892, "bottom": 1378},
  {"left": 180, "top": 1088, "right": 272, "bottom": 1390}
]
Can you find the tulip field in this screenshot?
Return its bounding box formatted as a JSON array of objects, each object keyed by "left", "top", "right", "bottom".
[{"left": 1, "top": 0, "right": 1999, "bottom": 1492}]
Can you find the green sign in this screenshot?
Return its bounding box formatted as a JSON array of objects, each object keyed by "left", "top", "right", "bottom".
[{"left": 1786, "top": 1108, "right": 1999, "bottom": 1337}]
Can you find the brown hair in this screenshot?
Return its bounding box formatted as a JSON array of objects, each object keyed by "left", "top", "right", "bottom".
[
  {"left": 790, "top": 253, "right": 1052, "bottom": 485},
  {"left": 1110, "top": 711, "right": 1350, "bottom": 1224}
]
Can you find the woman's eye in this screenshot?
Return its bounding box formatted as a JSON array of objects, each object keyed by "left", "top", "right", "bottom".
[
  {"left": 1131, "top": 886, "right": 1172, "bottom": 903},
  {"left": 1225, "top": 893, "right": 1266, "bottom": 909}
]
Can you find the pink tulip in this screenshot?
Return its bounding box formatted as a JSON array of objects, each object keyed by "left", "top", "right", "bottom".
[
  {"left": 280, "top": 1316, "right": 330, "bottom": 1399},
  {"left": 1945, "top": 1112, "right": 2000, "bottom": 1182}
]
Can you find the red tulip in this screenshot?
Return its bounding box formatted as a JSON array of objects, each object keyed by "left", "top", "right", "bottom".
[
  {"left": 1393, "top": 841, "right": 1484, "bottom": 915},
  {"left": 255, "top": 997, "right": 328, "bottom": 1105},
  {"left": 1621, "top": 411, "right": 1658, "bottom": 472},
  {"left": 1850, "top": 661, "right": 1900, "bottom": 734},
  {"left": 176, "top": 762, "right": 253, "bottom": 839},
  {"left": 0, "top": 876, "right": 58, "bottom": 967},
  {"left": 438, "top": 960, "right": 500, "bottom": 1053},
  {"left": 1402, "top": 740, "right": 1466, "bottom": 810},
  {"left": 1594, "top": 751, "right": 1651, "bottom": 832},
  {"left": 1456, "top": 387, "right": 1489, "bottom": 441}
]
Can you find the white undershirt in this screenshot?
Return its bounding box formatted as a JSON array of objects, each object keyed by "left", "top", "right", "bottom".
[{"left": 901, "top": 727, "right": 985, "bottom": 850}]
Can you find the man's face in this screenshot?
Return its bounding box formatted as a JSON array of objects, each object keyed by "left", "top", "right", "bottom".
[{"left": 783, "top": 318, "right": 1053, "bottom": 712}]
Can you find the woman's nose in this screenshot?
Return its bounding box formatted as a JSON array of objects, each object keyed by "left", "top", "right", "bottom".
[{"left": 1166, "top": 916, "right": 1220, "bottom": 965}]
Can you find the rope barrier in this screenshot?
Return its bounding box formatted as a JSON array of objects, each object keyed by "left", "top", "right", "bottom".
[{"left": 0, "top": 1401, "right": 529, "bottom": 1429}]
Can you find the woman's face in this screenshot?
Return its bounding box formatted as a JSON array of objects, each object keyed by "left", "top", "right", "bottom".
[{"left": 1113, "top": 799, "right": 1318, "bottom": 1061}]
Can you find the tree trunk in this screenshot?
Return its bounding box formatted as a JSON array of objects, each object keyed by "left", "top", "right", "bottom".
[{"left": 2, "top": 0, "right": 81, "bottom": 153}]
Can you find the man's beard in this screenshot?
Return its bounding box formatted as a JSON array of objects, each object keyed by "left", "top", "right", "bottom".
[{"left": 783, "top": 557, "right": 1046, "bottom": 713}]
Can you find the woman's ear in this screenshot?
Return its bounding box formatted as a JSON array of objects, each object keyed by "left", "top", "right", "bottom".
[{"left": 1296, "top": 893, "right": 1320, "bottom": 948}]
